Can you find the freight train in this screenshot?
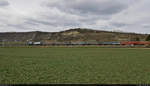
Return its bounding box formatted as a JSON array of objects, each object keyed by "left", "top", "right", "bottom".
[{"left": 28, "top": 41, "right": 150, "bottom": 46}]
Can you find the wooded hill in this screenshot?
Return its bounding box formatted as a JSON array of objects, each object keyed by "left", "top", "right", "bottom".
[{"left": 0, "top": 28, "right": 148, "bottom": 43}]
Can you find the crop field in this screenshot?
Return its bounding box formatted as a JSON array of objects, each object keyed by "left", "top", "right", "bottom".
[{"left": 0, "top": 47, "right": 150, "bottom": 84}]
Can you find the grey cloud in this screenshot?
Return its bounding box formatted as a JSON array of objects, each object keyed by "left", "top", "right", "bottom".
[
  {"left": 46, "top": 0, "right": 128, "bottom": 16},
  {"left": 40, "top": 0, "right": 128, "bottom": 30},
  {"left": 142, "top": 24, "right": 150, "bottom": 28},
  {"left": 6, "top": 24, "right": 33, "bottom": 30},
  {"left": 0, "top": 0, "right": 150, "bottom": 33},
  {"left": 26, "top": 19, "right": 52, "bottom": 26},
  {"left": 0, "top": 0, "right": 9, "bottom": 6},
  {"left": 111, "top": 22, "right": 132, "bottom": 28},
  {"left": 25, "top": 17, "right": 80, "bottom": 27}
]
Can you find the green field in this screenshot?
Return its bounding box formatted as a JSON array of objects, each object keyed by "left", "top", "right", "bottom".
[{"left": 0, "top": 47, "right": 150, "bottom": 84}]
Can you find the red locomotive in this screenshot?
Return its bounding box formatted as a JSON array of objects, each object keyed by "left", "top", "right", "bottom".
[{"left": 121, "top": 41, "right": 150, "bottom": 45}]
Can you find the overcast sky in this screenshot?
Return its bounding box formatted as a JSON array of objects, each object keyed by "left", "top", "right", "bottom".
[{"left": 0, "top": 0, "right": 150, "bottom": 33}]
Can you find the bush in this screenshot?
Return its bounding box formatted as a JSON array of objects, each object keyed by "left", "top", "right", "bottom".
[{"left": 146, "top": 35, "right": 150, "bottom": 41}]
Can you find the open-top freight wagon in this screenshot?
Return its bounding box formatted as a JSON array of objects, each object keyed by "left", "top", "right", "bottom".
[{"left": 103, "top": 42, "right": 121, "bottom": 45}]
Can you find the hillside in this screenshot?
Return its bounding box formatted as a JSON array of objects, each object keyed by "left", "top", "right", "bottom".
[{"left": 0, "top": 28, "right": 148, "bottom": 43}]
